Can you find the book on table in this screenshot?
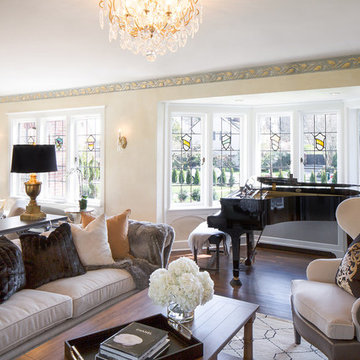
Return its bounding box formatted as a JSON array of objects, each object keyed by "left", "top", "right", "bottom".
[{"left": 99, "top": 321, "right": 169, "bottom": 360}]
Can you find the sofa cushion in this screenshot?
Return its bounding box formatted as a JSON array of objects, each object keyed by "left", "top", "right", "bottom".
[
  {"left": 0, "top": 236, "right": 26, "bottom": 303},
  {"left": 0, "top": 289, "right": 72, "bottom": 354},
  {"left": 37, "top": 268, "right": 136, "bottom": 317},
  {"left": 71, "top": 214, "right": 114, "bottom": 266},
  {"left": 20, "top": 223, "right": 86, "bottom": 288},
  {"left": 292, "top": 279, "right": 356, "bottom": 339},
  {"left": 81, "top": 209, "right": 131, "bottom": 259},
  {"left": 336, "top": 234, "right": 360, "bottom": 297}
]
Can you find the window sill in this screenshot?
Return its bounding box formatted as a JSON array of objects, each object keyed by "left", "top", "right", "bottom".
[{"left": 167, "top": 206, "right": 220, "bottom": 213}]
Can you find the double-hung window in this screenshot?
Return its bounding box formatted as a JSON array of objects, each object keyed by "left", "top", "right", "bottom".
[{"left": 9, "top": 107, "right": 104, "bottom": 207}]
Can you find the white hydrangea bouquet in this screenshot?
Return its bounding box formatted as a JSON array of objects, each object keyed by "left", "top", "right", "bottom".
[{"left": 148, "top": 257, "right": 214, "bottom": 322}]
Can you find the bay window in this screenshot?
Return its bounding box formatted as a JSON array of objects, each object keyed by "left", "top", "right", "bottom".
[{"left": 165, "top": 104, "right": 341, "bottom": 213}]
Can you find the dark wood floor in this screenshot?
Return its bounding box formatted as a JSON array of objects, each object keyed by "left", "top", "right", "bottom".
[{"left": 170, "top": 246, "right": 330, "bottom": 320}]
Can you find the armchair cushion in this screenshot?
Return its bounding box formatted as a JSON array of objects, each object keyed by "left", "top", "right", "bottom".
[
  {"left": 336, "top": 234, "right": 360, "bottom": 298},
  {"left": 352, "top": 298, "right": 360, "bottom": 341},
  {"left": 306, "top": 258, "right": 342, "bottom": 283},
  {"left": 292, "top": 279, "right": 356, "bottom": 340}
]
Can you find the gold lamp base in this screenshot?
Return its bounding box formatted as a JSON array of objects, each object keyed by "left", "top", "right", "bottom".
[
  {"left": 20, "top": 205, "right": 46, "bottom": 221},
  {"left": 20, "top": 174, "right": 46, "bottom": 221}
]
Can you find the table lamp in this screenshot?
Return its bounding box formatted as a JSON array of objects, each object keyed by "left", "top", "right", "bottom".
[{"left": 11, "top": 145, "right": 57, "bottom": 221}]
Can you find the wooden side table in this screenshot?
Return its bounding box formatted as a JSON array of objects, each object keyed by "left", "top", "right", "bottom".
[{"left": 64, "top": 207, "right": 94, "bottom": 224}]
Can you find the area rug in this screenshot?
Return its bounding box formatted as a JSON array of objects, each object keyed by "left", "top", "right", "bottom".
[{"left": 222, "top": 313, "right": 327, "bottom": 360}]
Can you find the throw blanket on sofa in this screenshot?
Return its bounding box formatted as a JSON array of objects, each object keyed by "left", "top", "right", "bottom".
[{"left": 85, "top": 258, "right": 158, "bottom": 290}]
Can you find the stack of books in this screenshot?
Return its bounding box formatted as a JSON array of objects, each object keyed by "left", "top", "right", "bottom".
[{"left": 95, "top": 322, "right": 170, "bottom": 360}]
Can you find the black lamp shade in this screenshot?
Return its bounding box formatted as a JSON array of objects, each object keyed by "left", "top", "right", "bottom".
[{"left": 11, "top": 145, "right": 57, "bottom": 173}]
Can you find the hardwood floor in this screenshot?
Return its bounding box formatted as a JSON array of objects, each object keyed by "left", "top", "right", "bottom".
[{"left": 170, "top": 245, "right": 330, "bottom": 320}]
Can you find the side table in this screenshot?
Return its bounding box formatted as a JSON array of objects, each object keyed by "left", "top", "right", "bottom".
[
  {"left": 0, "top": 214, "right": 68, "bottom": 236},
  {"left": 64, "top": 207, "right": 94, "bottom": 224}
]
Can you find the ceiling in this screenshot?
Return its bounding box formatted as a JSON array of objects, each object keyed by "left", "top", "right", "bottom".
[
  {"left": 1, "top": 0, "right": 360, "bottom": 97},
  {"left": 173, "top": 86, "right": 360, "bottom": 106}
]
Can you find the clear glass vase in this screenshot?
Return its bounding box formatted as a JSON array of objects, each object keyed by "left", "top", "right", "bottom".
[{"left": 167, "top": 301, "right": 195, "bottom": 323}]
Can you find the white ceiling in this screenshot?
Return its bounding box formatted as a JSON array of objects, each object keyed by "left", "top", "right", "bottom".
[
  {"left": 173, "top": 86, "right": 360, "bottom": 106},
  {"left": 1, "top": 0, "right": 360, "bottom": 96}
]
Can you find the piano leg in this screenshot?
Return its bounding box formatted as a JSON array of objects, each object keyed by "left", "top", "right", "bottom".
[
  {"left": 245, "top": 231, "right": 255, "bottom": 266},
  {"left": 229, "top": 231, "right": 242, "bottom": 287}
]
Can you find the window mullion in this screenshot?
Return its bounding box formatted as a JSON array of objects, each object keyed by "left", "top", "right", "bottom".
[{"left": 204, "top": 113, "right": 212, "bottom": 208}]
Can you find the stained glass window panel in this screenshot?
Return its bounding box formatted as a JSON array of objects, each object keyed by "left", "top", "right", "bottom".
[
  {"left": 45, "top": 118, "right": 66, "bottom": 199},
  {"left": 212, "top": 116, "right": 241, "bottom": 201},
  {"left": 303, "top": 113, "right": 338, "bottom": 183},
  {"left": 74, "top": 115, "right": 101, "bottom": 201},
  {"left": 259, "top": 115, "right": 291, "bottom": 178},
  {"left": 15, "top": 121, "right": 37, "bottom": 196},
  {"left": 171, "top": 116, "right": 202, "bottom": 205}
]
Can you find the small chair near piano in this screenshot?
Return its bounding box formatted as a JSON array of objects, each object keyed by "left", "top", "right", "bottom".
[
  {"left": 187, "top": 221, "right": 230, "bottom": 270},
  {"left": 291, "top": 197, "right": 360, "bottom": 360}
]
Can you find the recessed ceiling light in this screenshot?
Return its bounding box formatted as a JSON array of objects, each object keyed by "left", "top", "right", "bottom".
[
  {"left": 329, "top": 92, "right": 341, "bottom": 96},
  {"left": 234, "top": 98, "right": 244, "bottom": 102}
]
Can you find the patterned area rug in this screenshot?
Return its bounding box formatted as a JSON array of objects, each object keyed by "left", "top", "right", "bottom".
[{"left": 222, "top": 313, "right": 327, "bottom": 360}]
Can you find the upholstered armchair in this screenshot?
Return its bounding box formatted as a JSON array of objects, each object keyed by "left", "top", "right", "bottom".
[{"left": 291, "top": 197, "right": 360, "bottom": 360}]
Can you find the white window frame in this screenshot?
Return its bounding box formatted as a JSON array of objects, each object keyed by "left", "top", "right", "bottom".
[
  {"left": 8, "top": 106, "right": 105, "bottom": 209},
  {"left": 159, "top": 101, "right": 347, "bottom": 224},
  {"left": 298, "top": 107, "right": 342, "bottom": 183},
  {"left": 165, "top": 104, "right": 248, "bottom": 213},
  {"left": 255, "top": 111, "right": 294, "bottom": 179},
  {"left": 168, "top": 111, "right": 207, "bottom": 209}
]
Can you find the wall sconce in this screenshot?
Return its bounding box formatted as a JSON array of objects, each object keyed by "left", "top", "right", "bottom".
[{"left": 117, "top": 129, "right": 127, "bottom": 151}]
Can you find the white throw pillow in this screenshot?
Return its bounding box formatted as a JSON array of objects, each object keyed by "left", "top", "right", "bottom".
[{"left": 70, "top": 213, "right": 114, "bottom": 266}]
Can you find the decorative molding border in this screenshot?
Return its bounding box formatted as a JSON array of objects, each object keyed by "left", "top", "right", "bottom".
[{"left": 1, "top": 54, "right": 360, "bottom": 104}]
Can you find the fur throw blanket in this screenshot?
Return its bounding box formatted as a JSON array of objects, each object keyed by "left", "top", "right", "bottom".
[{"left": 85, "top": 258, "right": 158, "bottom": 290}]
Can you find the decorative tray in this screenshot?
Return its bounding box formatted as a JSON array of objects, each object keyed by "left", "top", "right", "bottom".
[{"left": 65, "top": 313, "right": 203, "bottom": 360}]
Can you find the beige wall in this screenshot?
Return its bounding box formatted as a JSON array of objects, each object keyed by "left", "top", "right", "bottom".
[{"left": 1, "top": 69, "right": 360, "bottom": 223}]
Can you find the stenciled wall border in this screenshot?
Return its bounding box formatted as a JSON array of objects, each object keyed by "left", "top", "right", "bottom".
[{"left": 1, "top": 54, "right": 360, "bottom": 104}]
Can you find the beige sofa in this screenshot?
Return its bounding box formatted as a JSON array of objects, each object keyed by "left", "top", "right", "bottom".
[{"left": 0, "top": 219, "right": 174, "bottom": 360}]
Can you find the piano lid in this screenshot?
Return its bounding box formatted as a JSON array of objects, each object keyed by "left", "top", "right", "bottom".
[{"left": 257, "top": 176, "right": 359, "bottom": 189}]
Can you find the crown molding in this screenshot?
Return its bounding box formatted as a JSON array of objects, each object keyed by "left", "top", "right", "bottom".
[{"left": 1, "top": 54, "right": 360, "bottom": 104}]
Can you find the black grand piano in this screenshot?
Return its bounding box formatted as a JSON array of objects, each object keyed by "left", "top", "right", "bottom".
[{"left": 207, "top": 176, "right": 360, "bottom": 287}]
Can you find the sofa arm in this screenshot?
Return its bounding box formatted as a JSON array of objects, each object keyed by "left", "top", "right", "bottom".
[
  {"left": 352, "top": 298, "right": 360, "bottom": 342},
  {"left": 128, "top": 220, "right": 175, "bottom": 268},
  {"left": 306, "top": 258, "right": 342, "bottom": 283}
]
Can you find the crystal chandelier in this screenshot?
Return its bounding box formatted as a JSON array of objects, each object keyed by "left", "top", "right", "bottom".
[{"left": 99, "top": 0, "right": 202, "bottom": 62}]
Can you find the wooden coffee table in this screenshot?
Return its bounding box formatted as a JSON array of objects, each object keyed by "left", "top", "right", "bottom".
[{"left": 18, "top": 290, "right": 258, "bottom": 360}]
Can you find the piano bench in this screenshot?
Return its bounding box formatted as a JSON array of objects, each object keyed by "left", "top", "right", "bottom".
[
  {"left": 188, "top": 221, "right": 229, "bottom": 270},
  {"left": 193, "top": 233, "right": 226, "bottom": 270}
]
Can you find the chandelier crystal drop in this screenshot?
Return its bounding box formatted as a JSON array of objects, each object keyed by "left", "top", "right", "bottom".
[{"left": 99, "top": 0, "right": 202, "bottom": 62}]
